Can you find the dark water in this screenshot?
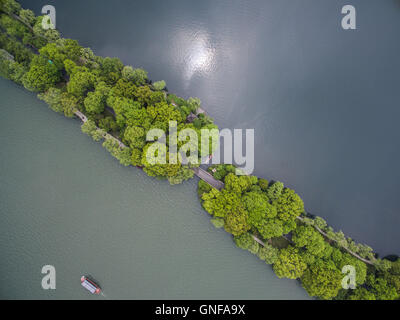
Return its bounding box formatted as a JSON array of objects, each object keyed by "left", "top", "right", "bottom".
[{"left": 0, "top": 0, "right": 399, "bottom": 299}]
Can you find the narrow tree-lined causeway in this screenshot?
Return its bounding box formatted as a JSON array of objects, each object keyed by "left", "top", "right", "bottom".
[{"left": 1, "top": 0, "right": 399, "bottom": 300}]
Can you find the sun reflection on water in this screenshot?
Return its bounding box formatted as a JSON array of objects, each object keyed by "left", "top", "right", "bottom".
[{"left": 173, "top": 29, "right": 216, "bottom": 84}]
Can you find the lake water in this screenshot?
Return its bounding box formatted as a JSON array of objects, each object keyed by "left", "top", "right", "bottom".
[{"left": 1, "top": 0, "right": 399, "bottom": 299}]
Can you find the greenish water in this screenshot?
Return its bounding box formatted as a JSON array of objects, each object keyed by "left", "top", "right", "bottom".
[
  {"left": 0, "top": 79, "right": 308, "bottom": 299},
  {"left": 1, "top": 0, "right": 400, "bottom": 299}
]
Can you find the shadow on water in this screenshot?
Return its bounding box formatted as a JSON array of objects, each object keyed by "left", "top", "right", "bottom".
[{"left": 384, "top": 255, "right": 399, "bottom": 262}]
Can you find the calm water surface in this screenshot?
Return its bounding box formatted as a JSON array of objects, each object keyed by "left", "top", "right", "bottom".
[{"left": 1, "top": 0, "right": 399, "bottom": 299}]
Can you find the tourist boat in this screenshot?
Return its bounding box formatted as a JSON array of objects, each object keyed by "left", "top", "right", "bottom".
[{"left": 80, "top": 276, "right": 101, "bottom": 294}]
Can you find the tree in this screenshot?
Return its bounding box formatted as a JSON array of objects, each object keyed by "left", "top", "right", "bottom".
[
  {"left": 292, "top": 225, "right": 326, "bottom": 256},
  {"left": 39, "top": 40, "right": 81, "bottom": 70},
  {"left": 365, "top": 274, "right": 399, "bottom": 300},
  {"left": 122, "top": 66, "right": 148, "bottom": 86},
  {"left": 84, "top": 91, "right": 104, "bottom": 114},
  {"left": 117, "top": 147, "right": 132, "bottom": 166},
  {"left": 330, "top": 248, "right": 367, "bottom": 285},
  {"left": 129, "top": 67, "right": 148, "bottom": 86},
  {"left": 224, "top": 209, "right": 251, "bottom": 236},
  {"left": 380, "top": 271, "right": 400, "bottom": 296},
  {"left": 98, "top": 116, "right": 118, "bottom": 132},
  {"left": 242, "top": 191, "right": 279, "bottom": 240},
  {"left": 314, "top": 216, "right": 327, "bottom": 230},
  {"left": 301, "top": 260, "right": 342, "bottom": 299},
  {"left": 267, "top": 181, "right": 284, "bottom": 200},
  {"left": 273, "top": 246, "right": 307, "bottom": 279},
  {"left": 234, "top": 233, "right": 255, "bottom": 250},
  {"left": 102, "top": 138, "right": 131, "bottom": 166},
  {"left": 134, "top": 85, "right": 155, "bottom": 106},
  {"left": 57, "top": 39, "right": 82, "bottom": 61},
  {"left": 109, "top": 78, "right": 137, "bottom": 99},
  {"left": 140, "top": 143, "right": 181, "bottom": 179},
  {"left": 147, "top": 90, "right": 165, "bottom": 105},
  {"left": 0, "top": 13, "right": 27, "bottom": 39},
  {"left": 37, "top": 87, "right": 63, "bottom": 113},
  {"left": 0, "top": 31, "right": 34, "bottom": 66},
  {"left": 123, "top": 125, "right": 146, "bottom": 149},
  {"left": 187, "top": 97, "right": 201, "bottom": 113},
  {"left": 130, "top": 147, "right": 143, "bottom": 166},
  {"left": 81, "top": 120, "right": 104, "bottom": 141},
  {"left": 347, "top": 287, "right": 376, "bottom": 300},
  {"left": 98, "top": 56, "right": 123, "bottom": 84},
  {"left": 43, "top": 29, "right": 60, "bottom": 42},
  {"left": 201, "top": 188, "right": 220, "bottom": 214},
  {"left": 274, "top": 188, "right": 304, "bottom": 234},
  {"left": 23, "top": 55, "right": 61, "bottom": 92},
  {"left": 375, "top": 259, "right": 392, "bottom": 272},
  {"left": 391, "top": 259, "right": 400, "bottom": 275},
  {"left": 224, "top": 173, "right": 253, "bottom": 194},
  {"left": 60, "top": 92, "right": 79, "bottom": 117},
  {"left": 201, "top": 189, "right": 241, "bottom": 219},
  {"left": 257, "top": 245, "right": 279, "bottom": 264},
  {"left": 39, "top": 43, "right": 66, "bottom": 70},
  {"left": 257, "top": 219, "right": 284, "bottom": 239},
  {"left": 64, "top": 59, "right": 78, "bottom": 75},
  {"left": 243, "top": 191, "right": 274, "bottom": 226},
  {"left": 207, "top": 164, "right": 236, "bottom": 181},
  {"left": 83, "top": 81, "right": 110, "bottom": 114},
  {"left": 0, "top": 49, "right": 26, "bottom": 84},
  {"left": 9, "top": 60, "right": 25, "bottom": 83},
  {"left": 234, "top": 233, "right": 259, "bottom": 254},
  {"left": 81, "top": 119, "right": 97, "bottom": 135},
  {"left": 258, "top": 178, "right": 269, "bottom": 191},
  {"left": 67, "top": 68, "right": 95, "bottom": 98},
  {"left": 197, "top": 180, "right": 212, "bottom": 197},
  {"left": 167, "top": 166, "right": 194, "bottom": 185},
  {"left": 0, "top": 0, "right": 21, "bottom": 14},
  {"left": 121, "top": 65, "right": 134, "bottom": 81},
  {"left": 30, "top": 16, "right": 48, "bottom": 46},
  {"left": 147, "top": 101, "right": 183, "bottom": 130},
  {"left": 153, "top": 80, "right": 166, "bottom": 91},
  {"left": 19, "top": 9, "right": 36, "bottom": 26},
  {"left": 79, "top": 47, "right": 98, "bottom": 69},
  {"left": 210, "top": 217, "right": 224, "bottom": 229}
]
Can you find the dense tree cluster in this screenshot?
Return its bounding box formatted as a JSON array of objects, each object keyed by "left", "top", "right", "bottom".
[
  {"left": 0, "top": 47, "right": 25, "bottom": 83},
  {"left": 198, "top": 164, "right": 400, "bottom": 300},
  {"left": 1, "top": 0, "right": 399, "bottom": 301},
  {"left": 0, "top": 0, "right": 217, "bottom": 185},
  {"left": 199, "top": 164, "right": 303, "bottom": 239}
]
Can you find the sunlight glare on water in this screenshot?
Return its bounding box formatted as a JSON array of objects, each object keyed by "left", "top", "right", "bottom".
[{"left": 175, "top": 29, "right": 216, "bottom": 84}]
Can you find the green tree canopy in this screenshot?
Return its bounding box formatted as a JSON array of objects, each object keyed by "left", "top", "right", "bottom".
[
  {"left": 292, "top": 225, "right": 327, "bottom": 257},
  {"left": 257, "top": 244, "right": 280, "bottom": 264},
  {"left": 301, "top": 260, "right": 342, "bottom": 299},
  {"left": 273, "top": 246, "right": 307, "bottom": 279},
  {"left": 83, "top": 81, "right": 110, "bottom": 114},
  {"left": 266, "top": 181, "right": 284, "bottom": 200},
  {"left": 23, "top": 55, "right": 61, "bottom": 92},
  {"left": 153, "top": 80, "right": 166, "bottom": 91},
  {"left": 37, "top": 87, "right": 63, "bottom": 113},
  {"left": 67, "top": 68, "right": 95, "bottom": 98},
  {"left": 122, "top": 66, "right": 148, "bottom": 85}
]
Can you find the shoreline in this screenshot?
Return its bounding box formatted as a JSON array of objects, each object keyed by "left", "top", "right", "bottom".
[{"left": 0, "top": 0, "right": 399, "bottom": 300}]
